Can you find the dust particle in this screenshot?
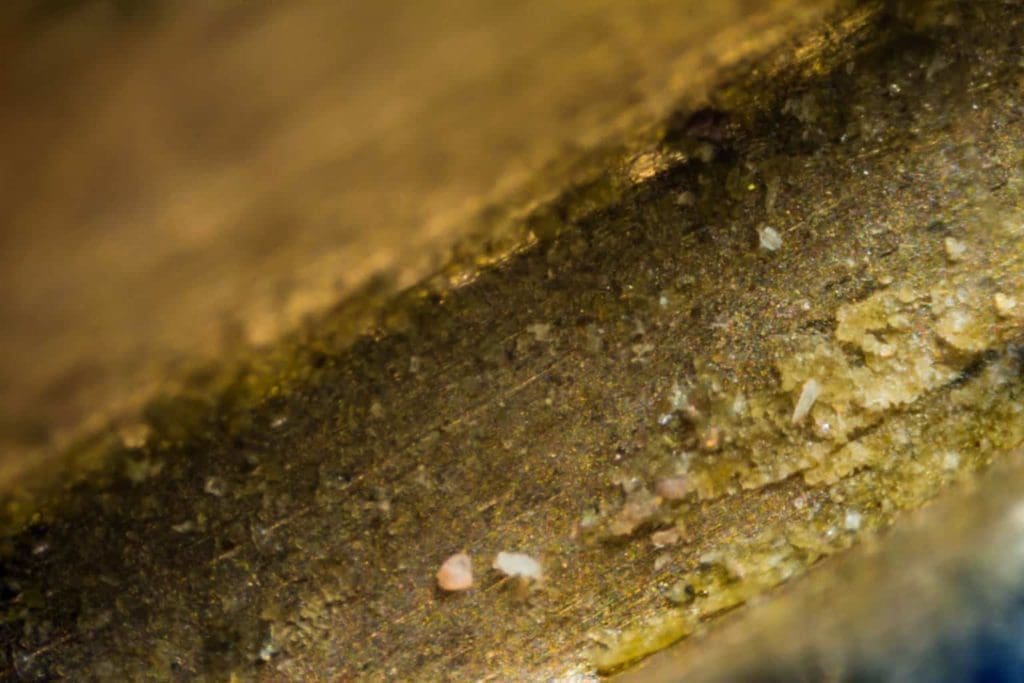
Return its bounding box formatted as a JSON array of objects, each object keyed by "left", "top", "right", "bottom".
[
  {"left": 493, "top": 552, "right": 543, "bottom": 581},
  {"left": 994, "top": 292, "right": 1017, "bottom": 317},
  {"left": 943, "top": 237, "right": 967, "bottom": 262},
  {"left": 758, "top": 226, "right": 783, "bottom": 251}
]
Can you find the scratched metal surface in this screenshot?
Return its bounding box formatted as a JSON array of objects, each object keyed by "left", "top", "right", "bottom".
[{"left": 1, "top": 1, "right": 1023, "bottom": 680}]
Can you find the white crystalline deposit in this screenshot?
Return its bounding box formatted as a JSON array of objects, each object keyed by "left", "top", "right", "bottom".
[{"left": 492, "top": 551, "right": 543, "bottom": 581}]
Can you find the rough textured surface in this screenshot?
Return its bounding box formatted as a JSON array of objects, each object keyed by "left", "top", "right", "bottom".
[
  {"left": 618, "top": 450, "right": 1024, "bottom": 682},
  {"left": 2, "top": 0, "right": 1024, "bottom": 680}
]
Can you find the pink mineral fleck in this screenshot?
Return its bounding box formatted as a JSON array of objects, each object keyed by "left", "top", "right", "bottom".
[{"left": 436, "top": 552, "right": 474, "bottom": 591}]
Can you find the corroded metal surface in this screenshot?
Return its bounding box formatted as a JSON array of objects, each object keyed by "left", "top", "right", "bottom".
[
  {"left": 1, "top": 1, "right": 1023, "bottom": 680},
  {"left": 618, "top": 450, "right": 1024, "bottom": 682}
]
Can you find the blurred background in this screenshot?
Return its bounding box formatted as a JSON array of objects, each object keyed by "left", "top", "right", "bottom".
[{"left": 0, "top": 0, "right": 828, "bottom": 490}]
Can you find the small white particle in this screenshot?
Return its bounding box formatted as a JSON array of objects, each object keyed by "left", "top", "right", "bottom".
[
  {"left": 844, "top": 510, "right": 862, "bottom": 531},
  {"left": 994, "top": 292, "right": 1017, "bottom": 318},
  {"left": 493, "top": 552, "right": 543, "bottom": 581},
  {"left": 944, "top": 237, "right": 968, "bottom": 262},
  {"left": 758, "top": 226, "right": 783, "bottom": 252},
  {"left": 943, "top": 451, "right": 961, "bottom": 471},
  {"left": 731, "top": 393, "right": 747, "bottom": 416},
  {"left": 791, "top": 378, "right": 822, "bottom": 424}
]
